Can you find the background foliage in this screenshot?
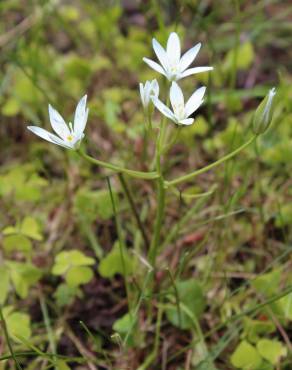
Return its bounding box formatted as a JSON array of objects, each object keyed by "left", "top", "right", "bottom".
[{"left": 0, "top": 0, "right": 292, "bottom": 369}]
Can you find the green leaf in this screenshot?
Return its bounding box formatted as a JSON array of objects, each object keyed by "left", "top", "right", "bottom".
[
  {"left": 66, "top": 266, "right": 94, "bottom": 287},
  {"left": 3, "top": 306, "right": 31, "bottom": 342},
  {"left": 230, "top": 340, "right": 262, "bottom": 369},
  {"left": 52, "top": 250, "right": 95, "bottom": 275},
  {"left": 98, "top": 243, "right": 133, "bottom": 278},
  {"left": 1, "top": 98, "right": 20, "bottom": 116},
  {"left": 20, "top": 216, "right": 43, "bottom": 241},
  {"left": 224, "top": 42, "right": 254, "bottom": 72},
  {"left": 56, "top": 360, "right": 71, "bottom": 370},
  {"left": 277, "top": 292, "right": 292, "bottom": 320},
  {"left": 113, "top": 312, "right": 132, "bottom": 333},
  {"left": 113, "top": 312, "right": 135, "bottom": 346},
  {"left": 54, "top": 284, "right": 80, "bottom": 307},
  {"left": 243, "top": 317, "right": 276, "bottom": 343},
  {"left": 166, "top": 279, "right": 206, "bottom": 330},
  {"left": 7, "top": 262, "right": 42, "bottom": 298},
  {"left": 3, "top": 234, "right": 32, "bottom": 254},
  {"left": 52, "top": 250, "right": 95, "bottom": 287},
  {"left": 0, "top": 266, "right": 10, "bottom": 304},
  {"left": 275, "top": 204, "right": 292, "bottom": 227},
  {"left": 257, "top": 339, "right": 287, "bottom": 365},
  {"left": 252, "top": 269, "right": 281, "bottom": 297},
  {"left": 74, "top": 188, "right": 118, "bottom": 222}
]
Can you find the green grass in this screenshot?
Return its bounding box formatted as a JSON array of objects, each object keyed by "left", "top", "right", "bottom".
[{"left": 1, "top": 0, "right": 292, "bottom": 369}]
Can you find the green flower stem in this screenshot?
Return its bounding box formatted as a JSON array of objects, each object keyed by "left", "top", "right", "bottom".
[
  {"left": 106, "top": 177, "right": 132, "bottom": 312},
  {"left": 0, "top": 305, "right": 23, "bottom": 370},
  {"left": 137, "top": 303, "right": 163, "bottom": 370},
  {"left": 148, "top": 119, "right": 167, "bottom": 266},
  {"left": 77, "top": 149, "right": 159, "bottom": 180},
  {"left": 118, "top": 173, "right": 149, "bottom": 249},
  {"left": 165, "top": 134, "right": 257, "bottom": 188},
  {"left": 39, "top": 291, "right": 57, "bottom": 370}
]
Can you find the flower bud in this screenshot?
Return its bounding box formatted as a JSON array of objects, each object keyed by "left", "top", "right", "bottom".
[
  {"left": 253, "top": 88, "right": 276, "bottom": 135},
  {"left": 139, "top": 79, "right": 159, "bottom": 109}
]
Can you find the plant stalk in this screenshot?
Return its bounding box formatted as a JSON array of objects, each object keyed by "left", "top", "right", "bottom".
[{"left": 165, "top": 134, "right": 257, "bottom": 187}]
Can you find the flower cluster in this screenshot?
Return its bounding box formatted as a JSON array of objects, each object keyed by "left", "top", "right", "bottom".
[
  {"left": 26, "top": 32, "right": 275, "bottom": 150},
  {"left": 140, "top": 32, "right": 213, "bottom": 126},
  {"left": 27, "top": 32, "right": 212, "bottom": 149}
]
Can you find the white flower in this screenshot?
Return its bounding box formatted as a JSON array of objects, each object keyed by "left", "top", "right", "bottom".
[
  {"left": 139, "top": 79, "right": 159, "bottom": 108},
  {"left": 143, "top": 32, "right": 213, "bottom": 81},
  {"left": 152, "top": 81, "right": 206, "bottom": 125},
  {"left": 27, "top": 95, "right": 89, "bottom": 149}
]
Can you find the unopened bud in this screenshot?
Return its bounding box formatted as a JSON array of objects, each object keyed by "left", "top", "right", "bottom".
[{"left": 253, "top": 88, "right": 276, "bottom": 135}]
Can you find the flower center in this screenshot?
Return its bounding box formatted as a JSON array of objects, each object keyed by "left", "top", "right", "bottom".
[
  {"left": 66, "top": 135, "right": 74, "bottom": 142},
  {"left": 174, "top": 103, "right": 185, "bottom": 119}
]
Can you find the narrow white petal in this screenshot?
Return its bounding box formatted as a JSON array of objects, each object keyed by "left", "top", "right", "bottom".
[
  {"left": 152, "top": 38, "right": 169, "bottom": 71},
  {"left": 179, "top": 118, "right": 194, "bottom": 125},
  {"left": 185, "top": 86, "right": 206, "bottom": 117},
  {"left": 74, "top": 95, "right": 88, "bottom": 136},
  {"left": 27, "top": 126, "right": 60, "bottom": 145},
  {"left": 139, "top": 83, "right": 145, "bottom": 107},
  {"left": 170, "top": 82, "right": 184, "bottom": 112},
  {"left": 49, "top": 134, "right": 74, "bottom": 149},
  {"left": 180, "top": 66, "right": 213, "bottom": 78},
  {"left": 152, "top": 97, "right": 176, "bottom": 122},
  {"left": 179, "top": 43, "right": 201, "bottom": 72},
  {"left": 167, "top": 32, "right": 181, "bottom": 63},
  {"left": 143, "top": 57, "right": 167, "bottom": 76},
  {"left": 145, "top": 81, "right": 152, "bottom": 105},
  {"left": 151, "top": 79, "right": 159, "bottom": 98},
  {"left": 48, "top": 104, "right": 70, "bottom": 139},
  {"left": 139, "top": 82, "right": 145, "bottom": 107}
]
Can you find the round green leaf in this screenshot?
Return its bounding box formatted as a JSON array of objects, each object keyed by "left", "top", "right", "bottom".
[
  {"left": 257, "top": 339, "right": 287, "bottom": 365},
  {"left": 66, "top": 266, "right": 94, "bottom": 287},
  {"left": 231, "top": 340, "right": 262, "bottom": 369}
]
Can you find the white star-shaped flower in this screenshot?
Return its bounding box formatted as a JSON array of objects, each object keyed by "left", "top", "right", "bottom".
[
  {"left": 143, "top": 32, "right": 213, "bottom": 81},
  {"left": 27, "top": 95, "right": 89, "bottom": 150},
  {"left": 152, "top": 81, "right": 206, "bottom": 125}
]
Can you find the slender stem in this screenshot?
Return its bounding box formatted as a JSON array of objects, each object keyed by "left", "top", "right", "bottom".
[
  {"left": 161, "top": 126, "right": 181, "bottom": 155},
  {"left": 118, "top": 173, "right": 149, "bottom": 250},
  {"left": 148, "top": 118, "right": 167, "bottom": 266},
  {"left": 166, "top": 268, "right": 182, "bottom": 328},
  {"left": 77, "top": 149, "right": 159, "bottom": 180},
  {"left": 106, "top": 177, "right": 131, "bottom": 312},
  {"left": 39, "top": 291, "right": 57, "bottom": 370},
  {"left": 137, "top": 303, "right": 163, "bottom": 370},
  {"left": 0, "top": 305, "right": 23, "bottom": 370},
  {"left": 166, "top": 135, "right": 257, "bottom": 187}
]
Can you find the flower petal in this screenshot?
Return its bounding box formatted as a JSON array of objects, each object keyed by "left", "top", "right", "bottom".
[
  {"left": 152, "top": 38, "right": 169, "bottom": 71},
  {"left": 139, "top": 83, "right": 145, "bottom": 107},
  {"left": 180, "top": 66, "right": 213, "bottom": 79},
  {"left": 179, "top": 43, "right": 201, "bottom": 72},
  {"left": 167, "top": 32, "right": 181, "bottom": 64},
  {"left": 150, "top": 79, "right": 159, "bottom": 99},
  {"left": 27, "top": 126, "right": 72, "bottom": 149},
  {"left": 48, "top": 104, "right": 70, "bottom": 139},
  {"left": 170, "top": 82, "right": 184, "bottom": 112},
  {"left": 152, "top": 97, "right": 176, "bottom": 122},
  {"left": 49, "top": 134, "right": 74, "bottom": 149},
  {"left": 185, "top": 86, "right": 206, "bottom": 117},
  {"left": 179, "top": 118, "right": 194, "bottom": 125},
  {"left": 27, "top": 126, "right": 60, "bottom": 145},
  {"left": 74, "top": 95, "right": 88, "bottom": 135},
  {"left": 143, "top": 57, "right": 167, "bottom": 76}
]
